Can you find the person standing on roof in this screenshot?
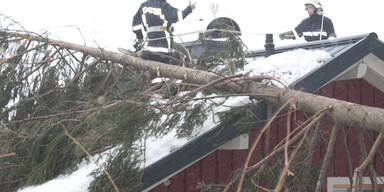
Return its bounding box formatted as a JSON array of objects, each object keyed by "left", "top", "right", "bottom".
[
  {"left": 132, "top": 0, "right": 196, "bottom": 64},
  {"left": 279, "top": 0, "right": 336, "bottom": 42}
]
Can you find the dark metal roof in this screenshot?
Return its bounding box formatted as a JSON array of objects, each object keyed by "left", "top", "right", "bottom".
[
  {"left": 245, "top": 33, "right": 372, "bottom": 58},
  {"left": 141, "top": 33, "right": 384, "bottom": 191}
]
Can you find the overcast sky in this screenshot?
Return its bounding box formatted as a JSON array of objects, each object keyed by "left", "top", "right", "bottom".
[
  {"left": 0, "top": 0, "right": 384, "bottom": 50},
  {"left": 1, "top": 0, "right": 384, "bottom": 51}
]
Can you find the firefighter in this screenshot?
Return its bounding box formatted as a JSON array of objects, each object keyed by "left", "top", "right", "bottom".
[
  {"left": 279, "top": 0, "right": 336, "bottom": 42},
  {"left": 132, "top": 0, "right": 196, "bottom": 64}
]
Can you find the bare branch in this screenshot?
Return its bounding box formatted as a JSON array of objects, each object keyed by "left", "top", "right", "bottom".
[
  {"left": 341, "top": 127, "right": 354, "bottom": 186},
  {"left": 274, "top": 105, "right": 311, "bottom": 192},
  {"left": 236, "top": 91, "right": 301, "bottom": 192},
  {"left": 223, "top": 107, "right": 328, "bottom": 192},
  {"left": 315, "top": 122, "right": 341, "bottom": 192},
  {"left": 0, "top": 153, "right": 16, "bottom": 159},
  {"left": 352, "top": 133, "right": 384, "bottom": 192}
]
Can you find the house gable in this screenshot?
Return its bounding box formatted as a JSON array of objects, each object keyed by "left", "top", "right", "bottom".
[
  {"left": 335, "top": 53, "right": 384, "bottom": 92},
  {"left": 148, "top": 78, "right": 384, "bottom": 192},
  {"left": 291, "top": 33, "right": 384, "bottom": 92}
]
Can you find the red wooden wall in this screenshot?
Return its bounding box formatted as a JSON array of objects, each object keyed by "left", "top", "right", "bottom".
[
  {"left": 150, "top": 79, "right": 384, "bottom": 192},
  {"left": 150, "top": 150, "right": 248, "bottom": 192}
]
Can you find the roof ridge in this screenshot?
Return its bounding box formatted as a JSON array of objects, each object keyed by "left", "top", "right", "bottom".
[{"left": 246, "top": 33, "right": 376, "bottom": 58}]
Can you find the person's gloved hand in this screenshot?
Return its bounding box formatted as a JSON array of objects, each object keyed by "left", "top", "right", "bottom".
[
  {"left": 279, "top": 31, "right": 296, "bottom": 40},
  {"left": 133, "top": 39, "right": 144, "bottom": 51}
]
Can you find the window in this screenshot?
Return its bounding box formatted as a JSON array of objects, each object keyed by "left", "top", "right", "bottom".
[
  {"left": 333, "top": 184, "right": 383, "bottom": 192},
  {"left": 328, "top": 177, "right": 384, "bottom": 192}
]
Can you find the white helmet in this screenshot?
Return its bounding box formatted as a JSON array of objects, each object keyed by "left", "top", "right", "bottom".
[{"left": 305, "top": 0, "right": 322, "bottom": 9}]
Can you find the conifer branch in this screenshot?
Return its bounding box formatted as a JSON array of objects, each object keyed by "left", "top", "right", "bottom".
[{"left": 64, "top": 129, "right": 120, "bottom": 192}]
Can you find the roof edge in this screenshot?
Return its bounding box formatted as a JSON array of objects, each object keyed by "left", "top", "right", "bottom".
[{"left": 246, "top": 33, "right": 376, "bottom": 58}]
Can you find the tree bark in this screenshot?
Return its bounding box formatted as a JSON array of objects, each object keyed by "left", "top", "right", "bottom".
[{"left": 4, "top": 31, "right": 384, "bottom": 134}]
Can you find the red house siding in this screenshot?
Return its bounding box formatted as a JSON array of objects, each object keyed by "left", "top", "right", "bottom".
[
  {"left": 375, "top": 86, "right": 384, "bottom": 176},
  {"left": 333, "top": 81, "right": 349, "bottom": 177},
  {"left": 201, "top": 152, "right": 217, "bottom": 185},
  {"left": 168, "top": 171, "right": 184, "bottom": 192},
  {"left": 150, "top": 79, "right": 384, "bottom": 191}
]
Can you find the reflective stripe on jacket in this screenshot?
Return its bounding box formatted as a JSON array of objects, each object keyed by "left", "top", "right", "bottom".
[
  {"left": 132, "top": 0, "right": 192, "bottom": 53},
  {"left": 295, "top": 14, "right": 336, "bottom": 42}
]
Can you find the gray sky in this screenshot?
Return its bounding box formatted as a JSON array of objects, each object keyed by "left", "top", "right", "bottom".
[{"left": 1, "top": 0, "right": 384, "bottom": 51}]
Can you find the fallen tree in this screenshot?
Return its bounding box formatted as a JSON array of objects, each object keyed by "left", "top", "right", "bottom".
[
  {"left": 2, "top": 30, "right": 384, "bottom": 192},
  {"left": 4, "top": 30, "right": 383, "bottom": 133}
]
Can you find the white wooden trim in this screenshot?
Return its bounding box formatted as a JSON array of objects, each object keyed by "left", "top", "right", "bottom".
[
  {"left": 334, "top": 53, "right": 384, "bottom": 92},
  {"left": 219, "top": 134, "right": 249, "bottom": 150},
  {"left": 357, "top": 63, "right": 367, "bottom": 78}
]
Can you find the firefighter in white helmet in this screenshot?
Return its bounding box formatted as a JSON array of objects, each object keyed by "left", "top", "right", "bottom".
[{"left": 279, "top": 0, "right": 336, "bottom": 42}]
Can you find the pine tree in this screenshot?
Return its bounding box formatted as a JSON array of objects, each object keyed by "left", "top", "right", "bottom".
[{"left": 0, "top": 17, "right": 250, "bottom": 191}]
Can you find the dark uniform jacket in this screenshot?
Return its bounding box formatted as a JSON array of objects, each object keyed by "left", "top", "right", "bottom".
[
  {"left": 295, "top": 14, "right": 336, "bottom": 42},
  {"left": 132, "top": 0, "right": 193, "bottom": 53}
]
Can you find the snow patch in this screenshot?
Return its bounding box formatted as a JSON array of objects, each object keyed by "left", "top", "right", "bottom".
[
  {"left": 145, "top": 130, "right": 188, "bottom": 165},
  {"left": 244, "top": 49, "right": 331, "bottom": 86},
  {"left": 18, "top": 162, "right": 96, "bottom": 192}
]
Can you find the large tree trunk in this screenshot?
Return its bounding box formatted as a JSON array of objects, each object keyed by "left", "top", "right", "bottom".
[{"left": 5, "top": 31, "right": 384, "bottom": 133}]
